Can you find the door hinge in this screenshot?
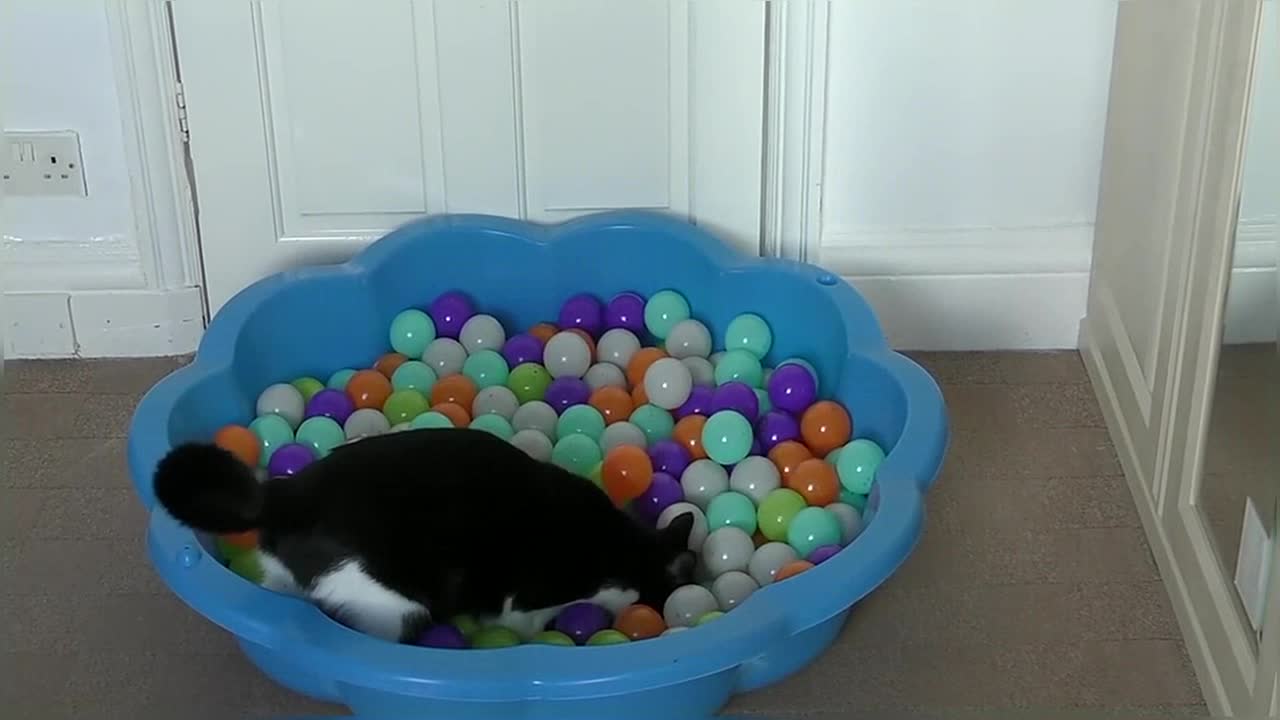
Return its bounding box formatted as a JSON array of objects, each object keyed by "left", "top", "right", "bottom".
[{"left": 175, "top": 81, "right": 190, "bottom": 143}]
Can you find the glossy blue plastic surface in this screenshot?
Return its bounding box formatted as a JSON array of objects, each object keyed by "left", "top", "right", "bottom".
[{"left": 127, "top": 211, "right": 948, "bottom": 718}]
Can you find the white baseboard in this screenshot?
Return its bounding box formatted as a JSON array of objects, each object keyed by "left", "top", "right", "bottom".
[{"left": 4, "top": 287, "right": 204, "bottom": 359}]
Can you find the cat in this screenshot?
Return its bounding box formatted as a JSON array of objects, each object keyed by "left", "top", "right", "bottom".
[{"left": 153, "top": 427, "right": 697, "bottom": 643}]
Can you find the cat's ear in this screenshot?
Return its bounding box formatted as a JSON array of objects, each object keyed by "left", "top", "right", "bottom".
[{"left": 658, "top": 510, "right": 696, "bottom": 553}]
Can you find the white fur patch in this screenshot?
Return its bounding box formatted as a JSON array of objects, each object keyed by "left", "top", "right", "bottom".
[
  {"left": 308, "top": 559, "right": 428, "bottom": 642},
  {"left": 257, "top": 550, "right": 303, "bottom": 596},
  {"left": 486, "top": 586, "right": 640, "bottom": 641}
]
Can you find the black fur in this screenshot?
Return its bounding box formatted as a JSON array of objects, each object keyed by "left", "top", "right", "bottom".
[{"left": 153, "top": 428, "right": 696, "bottom": 628}]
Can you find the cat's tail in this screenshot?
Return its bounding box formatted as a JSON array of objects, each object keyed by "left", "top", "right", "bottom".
[{"left": 153, "top": 443, "right": 268, "bottom": 534}]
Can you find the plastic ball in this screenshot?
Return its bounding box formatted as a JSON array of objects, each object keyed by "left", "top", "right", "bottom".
[
  {"left": 767, "top": 440, "right": 813, "bottom": 483},
  {"left": 748, "top": 542, "right": 799, "bottom": 586},
  {"left": 501, "top": 333, "right": 544, "bottom": 368},
  {"left": 774, "top": 560, "right": 814, "bottom": 582},
  {"left": 428, "top": 291, "right": 475, "bottom": 339},
  {"left": 327, "top": 368, "right": 356, "bottom": 390},
  {"left": 724, "top": 313, "right": 772, "bottom": 359},
  {"left": 290, "top": 377, "right": 325, "bottom": 403},
  {"left": 218, "top": 530, "right": 258, "bottom": 553},
  {"left": 228, "top": 551, "right": 264, "bottom": 583},
  {"left": 672, "top": 414, "right": 708, "bottom": 460},
  {"left": 507, "top": 363, "right": 552, "bottom": 405},
  {"left": 657, "top": 502, "right": 709, "bottom": 551},
  {"left": 344, "top": 370, "right": 393, "bottom": 411},
  {"left": 825, "top": 502, "right": 864, "bottom": 545},
  {"left": 808, "top": 544, "right": 841, "bottom": 565},
  {"left": 800, "top": 401, "right": 852, "bottom": 457},
  {"left": 214, "top": 425, "right": 261, "bottom": 467},
  {"left": 390, "top": 360, "right": 437, "bottom": 396},
  {"left": 757, "top": 488, "right": 807, "bottom": 541},
  {"left": 383, "top": 389, "right": 430, "bottom": 424},
  {"left": 599, "top": 421, "right": 647, "bottom": 453},
  {"left": 531, "top": 630, "right": 575, "bottom": 646},
  {"left": 460, "top": 349, "right": 509, "bottom": 390},
  {"left": 614, "top": 604, "right": 666, "bottom": 640},
  {"left": 552, "top": 434, "right": 603, "bottom": 476},
  {"left": 778, "top": 357, "right": 818, "bottom": 385},
  {"left": 664, "top": 319, "right": 713, "bottom": 359},
  {"left": 430, "top": 374, "right": 478, "bottom": 410},
  {"left": 583, "top": 362, "right": 627, "bottom": 391},
  {"left": 713, "top": 350, "right": 764, "bottom": 388},
  {"left": 643, "top": 290, "right": 691, "bottom": 340},
  {"left": 295, "top": 416, "right": 346, "bottom": 457},
  {"left": 629, "top": 404, "right": 675, "bottom": 445},
  {"left": 266, "top": 442, "right": 314, "bottom": 477},
  {"left": 596, "top": 328, "right": 641, "bottom": 369},
  {"left": 680, "top": 459, "right": 729, "bottom": 510},
  {"left": 695, "top": 611, "right": 724, "bottom": 626},
  {"left": 249, "top": 414, "right": 295, "bottom": 466},
  {"left": 472, "top": 386, "right": 520, "bottom": 419},
  {"left": 305, "top": 389, "right": 356, "bottom": 425},
  {"left": 711, "top": 570, "right": 759, "bottom": 611},
  {"left": 374, "top": 353, "right": 409, "bottom": 379},
  {"left": 527, "top": 322, "right": 559, "bottom": 344},
  {"left": 391, "top": 422, "right": 413, "bottom": 432},
  {"left": 585, "top": 629, "right": 630, "bottom": 646},
  {"left": 785, "top": 458, "right": 840, "bottom": 506},
  {"left": 422, "top": 338, "right": 468, "bottom": 377},
  {"left": 787, "top": 506, "right": 843, "bottom": 557},
  {"left": 625, "top": 347, "right": 668, "bottom": 388},
  {"left": 544, "top": 377, "right": 591, "bottom": 414},
  {"left": 662, "top": 626, "right": 690, "bottom": 637},
  {"left": 836, "top": 438, "right": 886, "bottom": 494},
  {"left": 709, "top": 351, "right": 726, "bottom": 368},
  {"left": 604, "top": 292, "right": 647, "bottom": 334},
  {"left": 647, "top": 439, "right": 692, "bottom": 478},
  {"left": 256, "top": 383, "right": 306, "bottom": 429},
  {"left": 631, "top": 383, "right": 649, "bottom": 407},
  {"left": 555, "top": 602, "right": 612, "bottom": 645},
  {"left": 643, "top": 357, "right": 693, "bottom": 411},
  {"left": 707, "top": 491, "right": 758, "bottom": 535},
  {"left": 389, "top": 309, "right": 436, "bottom": 357},
  {"left": 417, "top": 624, "right": 469, "bottom": 649},
  {"left": 729, "top": 456, "right": 781, "bottom": 505},
  {"left": 471, "top": 626, "right": 522, "bottom": 649},
  {"left": 458, "top": 314, "right": 506, "bottom": 354},
  {"left": 511, "top": 400, "right": 558, "bottom": 439},
  {"left": 557, "top": 404, "right": 607, "bottom": 441},
  {"left": 601, "top": 445, "right": 653, "bottom": 505},
  {"left": 588, "top": 386, "right": 634, "bottom": 425},
  {"left": 755, "top": 411, "right": 800, "bottom": 454},
  {"left": 541, "top": 331, "right": 592, "bottom": 379},
  {"left": 410, "top": 410, "right": 454, "bottom": 430},
  {"left": 674, "top": 385, "right": 714, "bottom": 420},
  {"left": 710, "top": 382, "right": 760, "bottom": 422},
  {"left": 680, "top": 356, "right": 715, "bottom": 388},
  {"left": 766, "top": 364, "right": 817, "bottom": 415},
  {"left": 702, "top": 526, "right": 755, "bottom": 577},
  {"left": 754, "top": 388, "right": 772, "bottom": 414},
  {"left": 344, "top": 407, "right": 391, "bottom": 439},
  {"left": 510, "top": 428, "right": 554, "bottom": 462},
  {"left": 702, "top": 410, "right": 754, "bottom": 465},
  {"left": 466, "top": 413, "right": 512, "bottom": 440},
  {"left": 663, "top": 584, "right": 717, "bottom": 628},
  {"left": 558, "top": 293, "right": 605, "bottom": 338},
  {"left": 430, "top": 402, "right": 471, "bottom": 428},
  {"left": 634, "top": 471, "right": 683, "bottom": 523}
]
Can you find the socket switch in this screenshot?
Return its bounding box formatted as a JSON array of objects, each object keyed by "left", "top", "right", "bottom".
[{"left": 2, "top": 130, "right": 87, "bottom": 197}]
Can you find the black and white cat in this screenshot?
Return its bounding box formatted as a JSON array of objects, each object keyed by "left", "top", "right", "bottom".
[{"left": 153, "top": 427, "right": 696, "bottom": 643}]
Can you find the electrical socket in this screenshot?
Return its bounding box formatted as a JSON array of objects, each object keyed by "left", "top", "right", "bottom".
[{"left": 2, "top": 130, "right": 87, "bottom": 197}]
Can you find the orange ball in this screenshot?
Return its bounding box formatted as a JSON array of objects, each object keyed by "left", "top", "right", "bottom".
[
  {"left": 431, "top": 402, "right": 471, "bottom": 428},
  {"left": 589, "top": 386, "right": 635, "bottom": 425},
  {"left": 672, "top": 414, "right": 708, "bottom": 460},
  {"left": 626, "top": 347, "right": 668, "bottom": 389},
  {"left": 220, "top": 530, "right": 259, "bottom": 550},
  {"left": 374, "top": 352, "right": 409, "bottom": 378},
  {"left": 566, "top": 328, "right": 596, "bottom": 360},
  {"left": 768, "top": 440, "right": 814, "bottom": 483},
  {"left": 631, "top": 382, "right": 649, "bottom": 407},
  {"left": 614, "top": 604, "right": 667, "bottom": 640},
  {"left": 601, "top": 445, "right": 653, "bottom": 506},
  {"left": 785, "top": 458, "right": 841, "bottom": 506},
  {"left": 775, "top": 560, "right": 814, "bottom": 582},
  {"left": 528, "top": 322, "right": 559, "bottom": 344},
  {"left": 213, "top": 425, "right": 261, "bottom": 467},
  {"left": 346, "top": 369, "right": 393, "bottom": 410},
  {"left": 431, "top": 374, "right": 478, "bottom": 410},
  {"left": 800, "top": 400, "right": 853, "bottom": 457}
]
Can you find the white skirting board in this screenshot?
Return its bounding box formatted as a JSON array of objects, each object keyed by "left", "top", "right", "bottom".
[{"left": 4, "top": 288, "right": 204, "bottom": 359}]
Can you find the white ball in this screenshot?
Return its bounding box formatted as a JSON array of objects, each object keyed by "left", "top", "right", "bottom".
[
  {"left": 825, "top": 502, "right": 865, "bottom": 545},
  {"left": 657, "top": 502, "right": 709, "bottom": 552},
  {"left": 510, "top": 429, "right": 554, "bottom": 462},
  {"left": 661, "top": 626, "right": 690, "bottom": 637},
  {"left": 343, "top": 408, "right": 391, "bottom": 439},
  {"left": 511, "top": 400, "right": 558, "bottom": 440},
  {"left": 423, "top": 338, "right": 468, "bottom": 377},
  {"left": 256, "top": 383, "right": 305, "bottom": 428},
  {"left": 584, "top": 362, "right": 627, "bottom": 391},
  {"left": 680, "top": 460, "right": 729, "bottom": 511},
  {"left": 681, "top": 357, "right": 715, "bottom": 387},
  {"left": 709, "top": 351, "right": 727, "bottom": 368},
  {"left": 543, "top": 331, "right": 592, "bottom": 379},
  {"left": 391, "top": 422, "right": 413, "bottom": 432},
  {"left": 663, "top": 584, "right": 719, "bottom": 628},
  {"left": 702, "top": 527, "right": 755, "bottom": 577},
  {"left": 459, "top": 314, "right": 506, "bottom": 354},
  {"left": 729, "top": 456, "right": 781, "bottom": 505},
  {"left": 472, "top": 386, "right": 519, "bottom": 419},
  {"left": 596, "top": 328, "right": 641, "bottom": 369},
  {"left": 600, "top": 421, "right": 648, "bottom": 453},
  {"left": 748, "top": 542, "right": 799, "bottom": 587},
  {"left": 643, "top": 357, "right": 693, "bottom": 410},
  {"left": 711, "top": 570, "right": 759, "bottom": 611},
  {"left": 665, "top": 319, "right": 713, "bottom": 359}
]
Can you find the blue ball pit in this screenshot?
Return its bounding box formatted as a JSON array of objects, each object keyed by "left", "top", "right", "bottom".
[{"left": 127, "top": 210, "right": 948, "bottom": 718}]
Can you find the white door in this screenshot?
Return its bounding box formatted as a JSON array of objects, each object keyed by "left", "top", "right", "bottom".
[{"left": 170, "top": 1, "right": 766, "bottom": 313}]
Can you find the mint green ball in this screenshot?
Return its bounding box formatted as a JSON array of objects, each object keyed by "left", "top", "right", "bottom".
[
  {"left": 552, "top": 434, "right": 603, "bottom": 476},
  {"left": 629, "top": 404, "right": 674, "bottom": 445},
  {"left": 470, "top": 413, "right": 514, "bottom": 440},
  {"left": 556, "top": 404, "right": 606, "bottom": 442},
  {"left": 644, "top": 289, "right": 691, "bottom": 340},
  {"left": 471, "top": 626, "right": 522, "bottom": 649},
  {"left": 778, "top": 357, "right": 818, "bottom": 383},
  {"left": 389, "top": 309, "right": 436, "bottom": 357},
  {"left": 327, "top": 368, "right": 356, "bottom": 390},
  {"left": 840, "top": 489, "right": 868, "bottom": 511},
  {"left": 532, "top": 630, "right": 575, "bottom": 646},
  {"left": 787, "top": 506, "right": 842, "bottom": 557},
  {"left": 754, "top": 388, "right": 772, "bottom": 414},
  {"left": 724, "top": 313, "right": 772, "bottom": 359},
  {"left": 836, "top": 438, "right": 886, "bottom": 494},
  {"left": 713, "top": 350, "right": 764, "bottom": 388},
  {"left": 826, "top": 445, "right": 844, "bottom": 466},
  {"left": 391, "top": 360, "right": 437, "bottom": 394},
  {"left": 295, "top": 416, "right": 345, "bottom": 457},
  {"left": 463, "top": 349, "right": 510, "bottom": 390},
  {"left": 411, "top": 411, "right": 454, "bottom": 429},
  {"left": 702, "top": 410, "right": 753, "bottom": 465},
  {"left": 586, "top": 629, "right": 631, "bottom": 646},
  {"left": 249, "top": 414, "right": 294, "bottom": 467},
  {"left": 707, "top": 491, "right": 758, "bottom": 535}
]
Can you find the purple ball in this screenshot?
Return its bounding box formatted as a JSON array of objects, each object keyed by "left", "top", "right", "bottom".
[
  {"left": 767, "top": 364, "right": 818, "bottom": 415},
  {"left": 416, "top": 624, "right": 469, "bottom": 649},
  {"left": 266, "top": 442, "right": 315, "bottom": 478},
  {"left": 502, "top": 333, "right": 544, "bottom": 367},
  {"left": 544, "top": 377, "right": 591, "bottom": 414},
  {"left": 604, "top": 292, "right": 646, "bottom": 334},
  {"left": 558, "top": 293, "right": 605, "bottom": 338},
  {"left": 711, "top": 381, "right": 760, "bottom": 422},
  {"left": 674, "top": 385, "right": 714, "bottom": 419},
  {"left": 648, "top": 440, "right": 692, "bottom": 478},
  {"left": 429, "top": 291, "right": 475, "bottom": 339},
  {"left": 635, "top": 472, "right": 684, "bottom": 524},
  {"left": 305, "top": 389, "right": 355, "bottom": 424},
  {"left": 554, "top": 602, "right": 612, "bottom": 645},
  {"left": 755, "top": 410, "right": 800, "bottom": 454},
  {"left": 808, "top": 544, "right": 842, "bottom": 565}
]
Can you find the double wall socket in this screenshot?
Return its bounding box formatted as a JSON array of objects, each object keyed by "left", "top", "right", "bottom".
[{"left": 2, "top": 130, "right": 88, "bottom": 197}]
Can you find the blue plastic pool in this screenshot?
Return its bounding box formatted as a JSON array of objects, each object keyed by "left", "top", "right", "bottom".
[{"left": 127, "top": 210, "right": 948, "bottom": 718}]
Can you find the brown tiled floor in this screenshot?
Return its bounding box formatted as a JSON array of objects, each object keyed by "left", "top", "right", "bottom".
[{"left": 0, "top": 352, "right": 1203, "bottom": 718}]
